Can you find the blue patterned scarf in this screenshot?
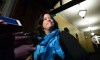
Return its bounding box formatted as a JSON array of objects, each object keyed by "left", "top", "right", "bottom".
[{"left": 33, "top": 29, "right": 65, "bottom": 60}]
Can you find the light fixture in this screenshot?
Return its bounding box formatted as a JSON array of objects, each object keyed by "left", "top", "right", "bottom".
[
  {"left": 88, "top": 26, "right": 93, "bottom": 30},
  {"left": 78, "top": 10, "right": 87, "bottom": 18},
  {"left": 91, "top": 32, "right": 94, "bottom": 35},
  {"left": 90, "top": 29, "right": 95, "bottom": 35}
]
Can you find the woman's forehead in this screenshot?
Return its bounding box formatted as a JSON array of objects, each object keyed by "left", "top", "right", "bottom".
[{"left": 44, "top": 14, "right": 51, "bottom": 17}]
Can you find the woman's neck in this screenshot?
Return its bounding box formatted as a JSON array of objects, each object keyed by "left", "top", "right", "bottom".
[
  {"left": 44, "top": 29, "right": 52, "bottom": 35},
  {"left": 44, "top": 29, "right": 51, "bottom": 35}
]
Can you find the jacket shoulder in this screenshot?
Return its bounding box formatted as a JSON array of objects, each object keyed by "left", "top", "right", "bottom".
[{"left": 59, "top": 31, "right": 89, "bottom": 60}]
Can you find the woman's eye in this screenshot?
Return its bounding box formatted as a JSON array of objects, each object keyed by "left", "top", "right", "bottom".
[
  {"left": 44, "top": 19, "right": 47, "bottom": 20},
  {"left": 44, "top": 17, "right": 52, "bottom": 20}
]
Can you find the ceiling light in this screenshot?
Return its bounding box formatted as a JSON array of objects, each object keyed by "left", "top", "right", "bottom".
[
  {"left": 91, "top": 32, "right": 94, "bottom": 35},
  {"left": 88, "top": 26, "right": 93, "bottom": 30},
  {"left": 78, "top": 10, "right": 87, "bottom": 18}
]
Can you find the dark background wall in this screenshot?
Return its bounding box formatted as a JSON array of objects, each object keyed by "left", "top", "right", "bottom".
[{"left": 10, "top": 0, "right": 46, "bottom": 32}]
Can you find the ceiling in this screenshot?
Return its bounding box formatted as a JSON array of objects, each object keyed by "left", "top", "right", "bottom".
[
  {"left": 35, "top": 0, "right": 100, "bottom": 35},
  {"left": 59, "top": 0, "right": 100, "bottom": 34},
  {"left": 36, "top": 0, "right": 100, "bottom": 34},
  {"left": 1, "top": 0, "right": 99, "bottom": 35},
  {"left": 35, "top": 0, "right": 61, "bottom": 10}
]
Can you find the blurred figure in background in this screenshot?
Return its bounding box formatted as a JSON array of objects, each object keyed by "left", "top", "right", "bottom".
[{"left": 60, "top": 27, "right": 90, "bottom": 60}]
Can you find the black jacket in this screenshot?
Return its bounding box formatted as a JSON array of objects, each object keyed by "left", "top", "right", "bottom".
[{"left": 59, "top": 31, "right": 89, "bottom": 60}]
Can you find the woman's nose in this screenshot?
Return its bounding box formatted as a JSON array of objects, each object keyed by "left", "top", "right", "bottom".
[
  {"left": 47, "top": 19, "right": 51, "bottom": 22},
  {"left": 47, "top": 18, "right": 51, "bottom": 21}
]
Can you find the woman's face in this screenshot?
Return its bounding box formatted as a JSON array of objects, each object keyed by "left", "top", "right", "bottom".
[{"left": 42, "top": 13, "right": 54, "bottom": 30}]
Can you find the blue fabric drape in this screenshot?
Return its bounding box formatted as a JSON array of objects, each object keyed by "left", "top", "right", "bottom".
[{"left": 33, "top": 29, "right": 65, "bottom": 60}]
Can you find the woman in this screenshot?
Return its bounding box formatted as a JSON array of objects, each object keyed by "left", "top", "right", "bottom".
[
  {"left": 33, "top": 11, "right": 89, "bottom": 60},
  {"left": 33, "top": 12, "right": 65, "bottom": 60}
]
